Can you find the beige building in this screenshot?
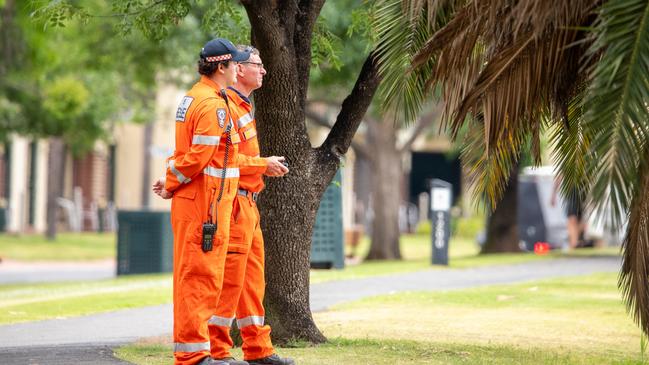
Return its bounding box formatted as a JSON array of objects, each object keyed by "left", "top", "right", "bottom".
[
  {"left": 0, "top": 79, "right": 455, "bottom": 235},
  {"left": 0, "top": 80, "right": 357, "bottom": 234},
  {"left": 0, "top": 136, "right": 112, "bottom": 233}
]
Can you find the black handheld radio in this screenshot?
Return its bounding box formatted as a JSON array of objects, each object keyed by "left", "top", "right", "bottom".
[{"left": 201, "top": 89, "right": 234, "bottom": 252}]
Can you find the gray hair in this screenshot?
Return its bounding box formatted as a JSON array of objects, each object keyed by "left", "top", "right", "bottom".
[{"left": 237, "top": 45, "right": 260, "bottom": 56}]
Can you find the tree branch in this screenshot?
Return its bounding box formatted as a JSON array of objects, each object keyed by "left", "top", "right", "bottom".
[
  {"left": 305, "top": 107, "right": 332, "bottom": 128},
  {"left": 398, "top": 107, "right": 440, "bottom": 153},
  {"left": 319, "top": 51, "right": 381, "bottom": 161},
  {"left": 243, "top": 2, "right": 292, "bottom": 52},
  {"left": 307, "top": 99, "right": 344, "bottom": 108},
  {"left": 294, "top": 0, "right": 326, "bottom": 103},
  {"left": 306, "top": 107, "right": 371, "bottom": 160}
]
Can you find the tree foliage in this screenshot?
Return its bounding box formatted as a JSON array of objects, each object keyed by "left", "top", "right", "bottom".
[{"left": 2, "top": 0, "right": 208, "bottom": 153}]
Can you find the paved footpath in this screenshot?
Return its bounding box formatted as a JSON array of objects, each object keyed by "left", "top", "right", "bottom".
[
  {"left": 0, "top": 259, "right": 115, "bottom": 284},
  {"left": 0, "top": 256, "right": 620, "bottom": 364}
]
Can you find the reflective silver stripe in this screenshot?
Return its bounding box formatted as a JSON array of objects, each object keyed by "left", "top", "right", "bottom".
[
  {"left": 174, "top": 341, "right": 210, "bottom": 353},
  {"left": 192, "top": 135, "right": 220, "bottom": 146},
  {"left": 203, "top": 166, "right": 240, "bottom": 178},
  {"left": 168, "top": 160, "right": 191, "bottom": 184},
  {"left": 208, "top": 315, "right": 235, "bottom": 327},
  {"left": 236, "top": 113, "right": 254, "bottom": 129},
  {"left": 237, "top": 315, "right": 264, "bottom": 328}
]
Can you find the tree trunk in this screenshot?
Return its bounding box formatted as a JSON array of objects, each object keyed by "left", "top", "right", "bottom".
[
  {"left": 242, "top": 0, "right": 381, "bottom": 345},
  {"left": 46, "top": 137, "right": 66, "bottom": 240},
  {"left": 482, "top": 163, "right": 520, "bottom": 253},
  {"left": 141, "top": 121, "right": 153, "bottom": 209},
  {"left": 365, "top": 118, "right": 402, "bottom": 260}
]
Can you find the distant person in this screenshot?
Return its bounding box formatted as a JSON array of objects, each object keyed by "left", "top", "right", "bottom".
[
  {"left": 153, "top": 38, "right": 250, "bottom": 365},
  {"left": 208, "top": 45, "right": 293, "bottom": 365},
  {"left": 550, "top": 177, "right": 586, "bottom": 250}
]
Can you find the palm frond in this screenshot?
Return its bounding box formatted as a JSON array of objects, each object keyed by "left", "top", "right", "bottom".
[
  {"left": 548, "top": 91, "right": 590, "bottom": 206},
  {"left": 412, "top": 1, "right": 483, "bottom": 68},
  {"left": 425, "top": 0, "right": 595, "bottom": 206},
  {"left": 580, "top": 0, "right": 649, "bottom": 340},
  {"left": 620, "top": 161, "right": 649, "bottom": 338},
  {"left": 583, "top": 0, "right": 649, "bottom": 229},
  {"left": 459, "top": 113, "right": 526, "bottom": 210},
  {"left": 373, "top": 0, "right": 456, "bottom": 124}
]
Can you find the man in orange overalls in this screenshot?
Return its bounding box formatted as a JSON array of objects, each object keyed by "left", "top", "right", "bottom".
[
  {"left": 208, "top": 46, "right": 294, "bottom": 365},
  {"left": 153, "top": 38, "right": 251, "bottom": 365}
]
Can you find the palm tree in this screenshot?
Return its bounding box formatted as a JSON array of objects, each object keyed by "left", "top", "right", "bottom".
[{"left": 375, "top": 0, "right": 649, "bottom": 337}]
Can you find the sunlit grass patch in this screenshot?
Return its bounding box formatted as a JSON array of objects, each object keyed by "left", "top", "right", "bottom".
[
  {"left": 0, "top": 273, "right": 171, "bottom": 324},
  {"left": 315, "top": 272, "right": 639, "bottom": 357},
  {"left": 0, "top": 232, "right": 116, "bottom": 261},
  {"left": 311, "top": 232, "right": 619, "bottom": 284}
]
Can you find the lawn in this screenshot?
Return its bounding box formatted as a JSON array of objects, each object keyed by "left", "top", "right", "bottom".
[
  {"left": 310, "top": 230, "right": 620, "bottom": 283},
  {"left": 0, "top": 273, "right": 171, "bottom": 324},
  {"left": 0, "top": 224, "right": 621, "bottom": 325},
  {"left": 0, "top": 232, "right": 116, "bottom": 261},
  {"left": 116, "top": 272, "right": 645, "bottom": 365}
]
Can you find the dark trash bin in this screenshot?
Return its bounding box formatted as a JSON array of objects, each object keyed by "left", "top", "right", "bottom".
[
  {"left": 0, "top": 207, "right": 6, "bottom": 232},
  {"left": 117, "top": 210, "right": 173, "bottom": 275}
]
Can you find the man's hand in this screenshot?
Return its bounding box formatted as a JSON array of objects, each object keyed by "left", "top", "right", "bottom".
[
  {"left": 152, "top": 177, "right": 173, "bottom": 199},
  {"left": 264, "top": 156, "right": 289, "bottom": 177}
]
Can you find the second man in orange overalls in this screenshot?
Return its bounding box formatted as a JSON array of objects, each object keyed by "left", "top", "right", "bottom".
[{"left": 208, "top": 46, "right": 294, "bottom": 365}]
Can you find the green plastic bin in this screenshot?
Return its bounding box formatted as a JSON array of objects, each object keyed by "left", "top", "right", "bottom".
[
  {"left": 0, "top": 208, "right": 6, "bottom": 232},
  {"left": 117, "top": 210, "right": 173, "bottom": 275},
  {"left": 310, "top": 171, "right": 344, "bottom": 269}
]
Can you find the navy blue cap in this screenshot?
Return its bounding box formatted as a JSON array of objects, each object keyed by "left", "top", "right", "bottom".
[{"left": 200, "top": 38, "right": 250, "bottom": 62}]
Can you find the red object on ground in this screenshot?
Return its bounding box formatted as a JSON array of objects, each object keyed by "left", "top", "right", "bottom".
[{"left": 534, "top": 242, "right": 550, "bottom": 255}]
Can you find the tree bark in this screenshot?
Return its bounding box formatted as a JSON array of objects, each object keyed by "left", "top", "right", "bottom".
[
  {"left": 482, "top": 163, "right": 520, "bottom": 253},
  {"left": 242, "top": 1, "right": 381, "bottom": 345},
  {"left": 365, "top": 118, "right": 402, "bottom": 260},
  {"left": 46, "top": 137, "right": 66, "bottom": 240},
  {"left": 141, "top": 121, "right": 153, "bottom": 209}
]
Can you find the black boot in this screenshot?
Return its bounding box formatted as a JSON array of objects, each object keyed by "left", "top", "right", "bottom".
[
  {"left": 247, "top": 354, "right": 295, "bottom": 365},
  {"left": 197, "top": 357, "right": 248, "bottom": 365},
  {"left": 214, "top": 357, "right": 249, "bottom": 365}
]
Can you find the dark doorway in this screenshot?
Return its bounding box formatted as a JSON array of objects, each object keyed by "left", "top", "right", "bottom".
[{"left": 409, "top": 152, "right": 462, "bottom": 205}]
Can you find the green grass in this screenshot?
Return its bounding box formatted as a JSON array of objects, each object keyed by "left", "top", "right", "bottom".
[
  {"left": 115, "top": 272, "right": 645, "bottom": 365},
  {"left": 311, "top": 232, "right": 620, "bottom": 283},
  {"left": 316, "top": 273, "right": 638, "bottom": 355},
  {"left": 0, "top": 232, "right": 116, "bottom": 261},
  {"left": 0, "top": 274, "right": 171, "bottom": 324},
  {"left": 116, "top": 337, "right": 645, "bottom": 365},
  {"left": 0, "top": 230, "right": 621, "bottom": 325}
]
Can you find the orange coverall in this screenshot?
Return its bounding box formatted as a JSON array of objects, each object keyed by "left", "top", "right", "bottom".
[
  {"left": 209, "top": 88, "right": 274, "bottom": 361},
  {"left": 166, "top": 76, "right": 242, "bottom": 365}
]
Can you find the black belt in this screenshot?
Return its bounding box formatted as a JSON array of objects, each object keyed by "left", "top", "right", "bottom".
[{"left": 237, "top": 188, "right": 259, "bottom": 202}]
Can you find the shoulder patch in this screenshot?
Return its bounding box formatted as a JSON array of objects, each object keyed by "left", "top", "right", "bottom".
[
  {"left": 217, "top": 108, "right": 226, "bottom": 128},
  {"left": 175, "top": 96, "right": 194, "bottom": 122}
]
